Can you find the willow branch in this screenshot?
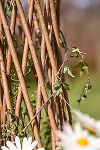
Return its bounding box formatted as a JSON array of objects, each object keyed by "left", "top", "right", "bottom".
[
  {"left": 0, "top": 82, "right": 3, "bottom": 124},
  {"left": 36, "top": 33, "right": 46, "bottom": 125},
  {"left": 51, "top": 131, "right": 56, "bottom": 150},
  {"left": 36, "top": 82, "right": 42, "bottom": 125},
  {"left": 49, "top": 0, "right": 61, "bottom": 48},
  {"left": 56, "top": 0, "right": 61, "bottom": 29},
  {"left": 0, "top": 1, "right": 35, "bottom": 125},
  {"left": 14, "top": 0, "right": 42, "bottom": 146},
  {"left": 15, "top": 0, "right": 57, "bottom": 133},
  {"left": 15, "top": 0, "right": 34, "bottom": 117},
  {"left": 34, "top": 0, "right": 58, "bottom": 77},
  {"left": 6, "top": 3, "right": 17, "bottom": 75},
  {"left": 0, "top": 45, "right": 11, "bottom": 110}
]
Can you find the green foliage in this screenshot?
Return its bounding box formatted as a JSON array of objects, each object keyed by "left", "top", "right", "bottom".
[
  {"left": 40, "top": 109, "right": 51, "bottom": 150},
  {"left": 69, "top": 75, "right": 100, "bottom": 119},
  {"left": 63, "top": 66, "right": 75, "bottom": 77},
  {"left": 76, "top": 78, "right": 92, "bottom": 103},
  {"left": 56, "top": 146, "right": 63, "bottom": 150},
  {"left": 85, "top": 79, "right": 92, "bottom": 93},
  {"left": 54, "top": 80, "right": 70, "bottom": 95},
  {"left": 63, "top": 82, "right": 70, "bottom": 91},
  {"left": 76, "top": 60, "right": 88, "bottom": 77},
  {"left": 54, "top": 80, "right": 62, "bottom": 95},
  {"left": 1, "top": 110, "right": 27, "bottom": 142},
  {"left": 5, "top": 0, "right": 13, "bottom": 12},
  {"left": 70, "top": 47, "right": 85, "bottom": 58}
]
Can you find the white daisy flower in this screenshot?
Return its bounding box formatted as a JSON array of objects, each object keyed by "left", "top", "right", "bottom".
[
  {"left": 1, "top": 136, "right": 45, "bottom": 150},
  {"left": 57, "top": 123, "right": 100, "bottom": 150},
  {"left": 74, "top": 110, "right": 100, "bottom": 136}
]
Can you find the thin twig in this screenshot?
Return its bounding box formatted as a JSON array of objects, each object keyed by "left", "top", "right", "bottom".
[{"left": 23, "top": 93, "right": 55, "bottom": 132}]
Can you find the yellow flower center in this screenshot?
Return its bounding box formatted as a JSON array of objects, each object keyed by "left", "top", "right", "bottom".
[{"left": 77, "top": 138, "right": 89, "bottom": 146}]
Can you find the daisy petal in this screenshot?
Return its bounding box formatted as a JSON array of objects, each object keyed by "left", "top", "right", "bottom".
[
  {"left": 90, "top": 136, "right": 100, "bottom": 148},
  {"left": 22, "top": 137, "right": 28, "bottom": 150},
  {"left": 30, "top": 141, "right": 38, "bottom": 149},
  {"left": 63, "top": 123, "right": 73, "bottom": 135},
  {"left": 15, "top": 136, "right": 21, "bottom": 150},
  {"left": 27, "top": 137, "right": 32, "bottom": 146},
  {"left": 57, "top": 121, "right": 100, "bottom": 150},
  {"left": 1, "top": 137, "right": 44, "bottom": 150},
  {"left": 1, "top": 146, "right": 9, "bottom": 150},
  {"left": 57, "top": 131, "right": 67, "bottom": 141},
  {"left": 6, "top": 141, "right": 17, "bottom": 150}
]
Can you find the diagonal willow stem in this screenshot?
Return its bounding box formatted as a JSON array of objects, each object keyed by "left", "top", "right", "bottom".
[
  {"left": 1, "top": 3, "right": 17, "bottom": 124},
  {"left": 36, "top": 33, "right": 46, "bottom": 125},
  {"left": 15, "top": 0, "right": 57, "bottom": 134},
  {"left": 15, "top": 0, "right": 34, "bottom": 117},
  {"left": 36, "top": 82, "right": 42, "bottom": 123},
  {"left": 14, "top": 0, "right": 42, "bottom": 146},
  {"left": 34, "top": 0, "right": 58, "bottom": 77},
  {"left": 55, "top": 0, "right": 61, "bottom": 30},
  {"left": 49, "top": 1, "right": 72, "bottom": 124},
  {"left": 0, "top": 15, "right": 4, "bottom": 124},
  {"left": 0, "top": 89, "right": 2, "bottom": 125},
  {"left": 0, "top": 1, "right": 34, "bottom": 126},
  {"left": 0, "top": 77, "right": 4, "bottom": 124},
  {"left": 0, "top": 44, "right": 11, "bottom": 110},
  {"left": 6, "top": 3, "right": 17, "bottom": 75},
  {"left": 49, "top": 0, "right": 61, "bottom": 48}
]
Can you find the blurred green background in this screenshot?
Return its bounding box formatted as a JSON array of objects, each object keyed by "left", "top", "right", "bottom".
[
  {"left": 69, "top": 74, "right": 100, "bottom": 119},
  {"left": 60, "top": 0, "right": 100, "bottom": 119}
]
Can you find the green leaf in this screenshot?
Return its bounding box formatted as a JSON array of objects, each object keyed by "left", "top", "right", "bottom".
[
  {"left": 54, "top": 80, "right": 70, "bottom": 95},
  {"left": 85, "top": 82, "right": 92, "bottom": 93},
  {"left": 77, "top": 95, "right": 87, "bottom": 103},
  {"left": 77, "top": 99, "right": 81, "bottom": 103},
  {"left": 63, "top": 66, "right": 68, "bottom": 73},
  {"left": 5, "top": 1, "right": 13, "bottom": 12},
  {"left": 54, "top": 80, "right": 63, "bottom": 95},
  {"left": 54, "top": 80, "right": 62, "bottom": 91},
  {"left": 81, "top": 94, "right": 87, "bottom": 100},
  {"left": 70, "top": 47, "right": 83, "bottom": 57},
  {"left": 63, "top": 82, "right": 70, "bottom": 90},
  {"left": 56, "top": 146, "right": 63, "bottom": 150},
  {"left": 46, "top": 81, "right": 51, "bottom": 90},
  {"left": 77, "top": 60, "right": 88, "bottom": 70},
  {"left": 72, "top": 47, "right": 81, "bottom": 53},
  {"left": 79, "top": 71, "right": 82, "bottom": 77},
  {"left": 63, "top": 66, "right": 75, "bottom": 77},
  {"left": 67, "top": 68, "right": 75, "bottom": 78},
  {"left": 76, "top": 60, "right": 88, "bottom": 76},
  {"left": 56, "top": 87, "right": 63, "bottom": 95}
]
